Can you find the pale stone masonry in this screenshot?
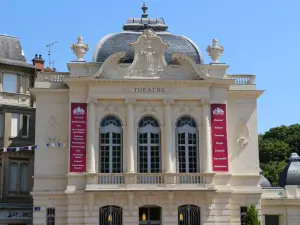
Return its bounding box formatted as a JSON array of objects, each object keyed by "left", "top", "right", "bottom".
[{"left": 30, "top": 4, "right": 300, "bottom": 225}]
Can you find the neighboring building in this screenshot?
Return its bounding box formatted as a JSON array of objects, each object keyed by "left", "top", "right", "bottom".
[
  {"left": 31, "top": 4, "right": 300, "bottom": 225},
  {"left": 0, "top": 34, "right": 41, "bottom": 225}
]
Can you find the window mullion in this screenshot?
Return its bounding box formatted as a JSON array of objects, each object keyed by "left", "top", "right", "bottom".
[
  {"left": 185, "top": 132, "right": 189, "bottom": 173},
  {"left": 109, "top": 132, "right": 113, "bottom": 173},
  {"left": 147, "top": 132, "right": 151, "bottom": 173}
]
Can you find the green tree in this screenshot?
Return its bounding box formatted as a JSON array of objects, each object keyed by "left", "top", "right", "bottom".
[
  {"left": 259, "top": 124, "right": 300, "bottom": 185},
  {"left": 245, "top": 204, "right": 261, "bottom": 225}
]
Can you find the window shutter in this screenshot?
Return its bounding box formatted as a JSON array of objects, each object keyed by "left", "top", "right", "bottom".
[
  {"left": 19, "top": 163, "right": 29, "bottom": 193},
  {"left": 11, "top": 113, "right": 19, "bottom": 138},
  {"left": 0, "top": 114, "right": 3, "bottom": 138},
  {"left": 9, "top": 162, "right": 18, "bottom": 192},
  {"left": 21, "top": 115, "right": 29, "bottom": 137}
]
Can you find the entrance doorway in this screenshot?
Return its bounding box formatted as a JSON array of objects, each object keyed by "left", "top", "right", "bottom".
[{"left": 139, "top": 206, "right": 161, "bottom": 225}]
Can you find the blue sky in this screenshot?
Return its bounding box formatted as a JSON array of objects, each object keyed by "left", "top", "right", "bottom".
[{"left": 2, "top": 0, "right": 299, "bottom": 134}]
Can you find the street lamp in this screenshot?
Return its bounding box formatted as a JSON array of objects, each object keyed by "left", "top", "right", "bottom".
[
  {"left": 108, "top": 214, "right": 112, "bottom": 223},
  {"left": 179, "top": 213, "right": 184, "bottom": 222}
]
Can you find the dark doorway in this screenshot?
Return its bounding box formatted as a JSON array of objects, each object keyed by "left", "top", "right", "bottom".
[
  {"left": 139, "top": 206, "right": 161, "bottom": 225},
  {"left": 178, "top": 205, "right": 201, "bottom": 225}
]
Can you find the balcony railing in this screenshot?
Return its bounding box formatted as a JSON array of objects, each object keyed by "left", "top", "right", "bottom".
[
  {"left": 35, "top": 72, "right": 255, "bottom": 86},
  {"left": 97, "top": 173, "right": 213, "bottom": 186},
  {"left": 226, "top": 75, "right": 256, "bottom": 85}
]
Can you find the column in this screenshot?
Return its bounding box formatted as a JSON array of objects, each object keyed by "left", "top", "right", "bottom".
[
  {"left": 163, "top": 99, "right": 175, "bottom": 173},
  {"left": 202, "top": 99, "right": 212, "bottom": 172},
  {"left": 126, "top": 99, "right": 135, "bottom": 173},
  {"left": 86, "top": 99, "right": 96, "bottom": 173}
]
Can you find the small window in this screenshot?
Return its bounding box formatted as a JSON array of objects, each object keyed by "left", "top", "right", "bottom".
[
  {"left": 9, "top": 162, "right": 18, "bottom": 192},
  {"left": 265, "top": 215, "right": 279, "bottom": 225},
  {"left": 47, "top": 208, "right": 55, "bottom": 225},
  {"left": 11, "top": 113, "right": 19, "bottom": 138},
  {"left": 21, "top": 114, "right": 29, "bottom": 137},
  {"left": 240, "top": 206, "right": 247, "bottom": 225},
  {"left": 19, "top": 163, "right": 29, "bottom": 193},
  {"left": 3, "top": 73, "right": 18, "bottom": 93}
]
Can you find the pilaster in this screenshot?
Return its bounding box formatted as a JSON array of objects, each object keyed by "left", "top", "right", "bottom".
[
  {"left": 125, "top": 98, "right": 136, "bottom": 173},
  {"left": 202, "top": 99, "right": 212, "bottom": 173},
  {"left": 163, "top": 99, "right": 175, "bottom": 173},
  {"left": 86, "top": 98, "right": 97, "bottom": 179}
]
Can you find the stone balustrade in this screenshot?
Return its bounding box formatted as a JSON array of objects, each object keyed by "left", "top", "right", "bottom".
[{"left": 96, "top": 172, "right": 214, "bottom": 188}]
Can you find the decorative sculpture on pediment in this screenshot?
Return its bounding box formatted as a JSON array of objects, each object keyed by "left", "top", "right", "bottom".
[
  {"left": 172, "top": 53, "right": 209, "bottom": 80},
  {"left": 127, "top": 28, "right": 168, "bottom": 77},
  {"left": 93, "top": 52, "right": 126, "bottom": 78}
]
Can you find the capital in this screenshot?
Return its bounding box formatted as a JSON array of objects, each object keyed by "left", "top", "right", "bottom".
[
  {"left": 86, "top": 97, "right": 98, "bottom": 105},
  {"left": 201, "top": 99, "right": 210, "bottom": 107},
  {"left": 125, "top": 98, "right": 136, "bottom": 105},
  {"left": 163, "top": 98, "right": 174, "bottom": 105}
]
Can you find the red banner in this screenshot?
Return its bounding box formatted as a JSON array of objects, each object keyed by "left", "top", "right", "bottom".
[
  {"left": 70, "top": 103, "right": 87, "bottom": 172},
  {"left": 211, "top": 104, "right": 228, "bottom": 172}
]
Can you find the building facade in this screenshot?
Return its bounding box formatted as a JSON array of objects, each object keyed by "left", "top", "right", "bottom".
[
  {"left": 0, "top": 35, "right": 40, "bottom": 225},
  {"left": 31, "top": 5, "right": 300, "bottom": 225}
]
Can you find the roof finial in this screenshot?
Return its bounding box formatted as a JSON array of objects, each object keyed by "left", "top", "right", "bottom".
[
  {"left": 289, "top": 152, "right": 300, "bottom": 162},
  {"left": 141, "top": 2, "right": 148, "bottom": 18}
]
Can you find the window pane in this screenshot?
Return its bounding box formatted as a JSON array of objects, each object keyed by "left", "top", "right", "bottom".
[
  {"left": 21, "top": 115, "right": 29, "bottom": 137},
  {"left": 9, "top": 162, "right": 18, "bottom": 192},
  {"left": 3, "top": 73, "right": 18, "bottom": 93},
  {"left": 265, "top": 215, "right": 279, "bottom": 225},
  {"left": 11, "top": 113, "right": 19, "bottom": 138},
  {"left": 20, "top": 163, "right": 29, "bottom": 193}
]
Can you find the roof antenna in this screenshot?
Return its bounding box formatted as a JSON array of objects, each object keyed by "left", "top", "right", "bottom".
[
  {"left": 141, "top": 2, "right": 148, "bottom": 18},
  {"left": 46, "top": 41, "right": 58, "bottom": 68}
]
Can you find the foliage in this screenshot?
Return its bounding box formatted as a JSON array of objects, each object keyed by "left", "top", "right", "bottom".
[
  {"left": 259, "top": 124, "right": 300, "bottom": 185},
  {"left": 245, "top": 204, "right": 261, "bottom": 225}
]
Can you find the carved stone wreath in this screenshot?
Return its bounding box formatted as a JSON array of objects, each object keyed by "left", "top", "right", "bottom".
[
  {"left": 179, "top": 104, "right": 193, "bottom": 113},
  {"left": 141, "top": 103, "right": 157, "bottom": 113}
]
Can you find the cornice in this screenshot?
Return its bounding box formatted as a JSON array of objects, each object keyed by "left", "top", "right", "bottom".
[
  {"left": 62, "top": 77, "right": 233, "bottom": 88},
  {"left": 29, "top": 88, "right": 69, "bottom": 98},
  {"left": 261, "top": 198, "right": 300, "bottom": 206},
  {"left": 228, "top": 90, "right": 265, "bottom": 98}
]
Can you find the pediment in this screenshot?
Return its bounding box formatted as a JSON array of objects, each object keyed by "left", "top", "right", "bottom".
[{"left": 90, "top": 29, "right": 210, "bottom": 81}]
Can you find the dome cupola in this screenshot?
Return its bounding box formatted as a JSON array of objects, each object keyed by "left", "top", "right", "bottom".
[
  {"left": 259, "top": 169, "right": 272, "bottom": 188},
  {"left": 92, "top": 3, "right": 204, "bottom": 65},
  {"left": 279, "top": 152, "right": 300, "bottom": 187}
]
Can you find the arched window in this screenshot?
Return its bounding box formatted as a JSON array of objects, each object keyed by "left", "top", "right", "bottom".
[
  {"left": 99, "top": 205, "right": 122, "bottom": 225},
  {"left": 178, "top": 205, "right": 201, "bottom": 225},
  {"left": 138, "top": 116, "right": 161, "bottom": 173},
  {"left": 99, "top": 116, "right": 123, "bottom": 173},
  {"left": 176, "top": 116, "right": 198, "bottom": 173}
]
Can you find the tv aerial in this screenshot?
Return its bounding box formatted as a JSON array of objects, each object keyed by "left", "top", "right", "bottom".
[{"left": 46, "top": 41, "right": 58, "bottom": 68}]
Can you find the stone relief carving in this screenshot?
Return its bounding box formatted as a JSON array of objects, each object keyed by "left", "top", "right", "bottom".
[
  {"left": 103, "top": 105, "right": 117, "bottom": 113},
  {"left": 179, "top": 104, "right": 193, "bottom": 113},
  {"left": 127, "top": 28, "right": 168, "bottom": 77},
  {"left": 46, "top": 116, "right": 61, "bottom": 144},
  {"left": 172, "top": 53, "right": 209, "bottom": 79},
  {"left": 140, "top": 102, "right": 157, "bottom": 113},
  {"left": 237, "top": 120, "right": 250, "bottom": 148}
]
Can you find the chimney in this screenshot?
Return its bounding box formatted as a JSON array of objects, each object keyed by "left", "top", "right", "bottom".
[{"left": 32, "top": 54, "right": 45, "bottom": 71}]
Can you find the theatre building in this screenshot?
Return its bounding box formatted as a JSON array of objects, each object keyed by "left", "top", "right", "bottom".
[{"left": 31, "top": 4, "right": 300, "bottom": 225}]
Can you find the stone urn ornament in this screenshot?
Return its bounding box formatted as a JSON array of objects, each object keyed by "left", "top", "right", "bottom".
[
  {"left": 70, "top": 36, "right": 89, "bottom": 61},
  {"left": 206, "top": 38, "right": 224, "bottom": 63}
]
